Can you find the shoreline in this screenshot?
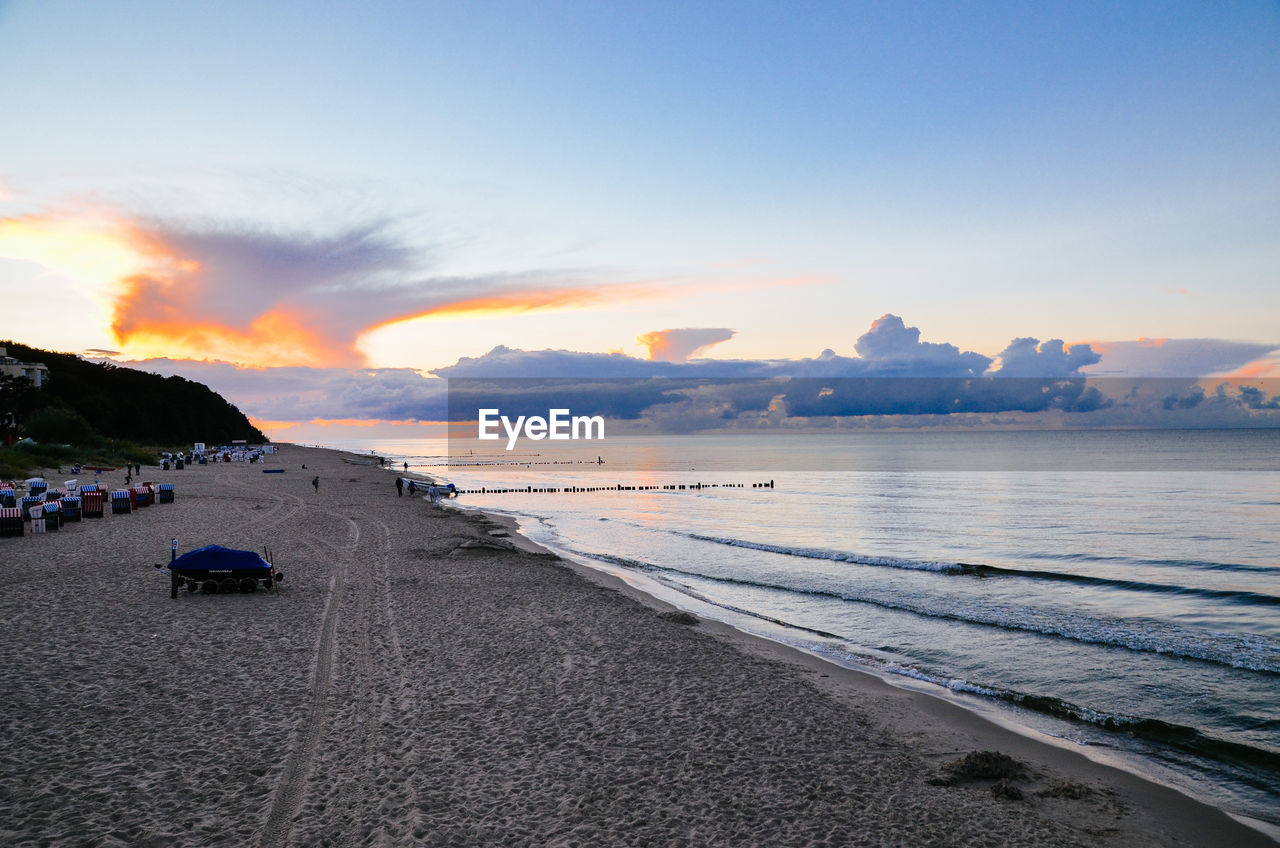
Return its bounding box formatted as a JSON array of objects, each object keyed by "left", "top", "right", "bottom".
[
  {"left": 422, "top": 457, "right": 1278, "bottom": 843},
  {"left": 1, "top": 443, "right": 1273, "bottom": 846},
  {"left": 464, "top": 506, "right": 1280, "bottom": 845}
]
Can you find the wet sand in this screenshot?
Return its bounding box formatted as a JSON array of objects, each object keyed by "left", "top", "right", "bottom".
[{"left": 0, "top": 445, "right": 1271, "bottom": 846}]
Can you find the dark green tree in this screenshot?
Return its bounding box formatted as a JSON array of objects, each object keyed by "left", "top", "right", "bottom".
[
  {"left": 24, "top": 407, "right": 95, "bottom": 444},
  {"left": 0, "top": 373, "right": 39, "bottom": 443},
  {"left": 0, "top": 341, "right": 266, "bottom": 444}
]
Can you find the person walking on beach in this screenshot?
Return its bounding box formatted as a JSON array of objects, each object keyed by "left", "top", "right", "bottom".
[
  {"left": 407, "top": 480, "right": 417, "bottom": 496},
  {"left": 312, "top": 475, "right": 320, "bottom": 493},
  {"left": 395, "top": 477, "right": 404, "bottom": 497}
]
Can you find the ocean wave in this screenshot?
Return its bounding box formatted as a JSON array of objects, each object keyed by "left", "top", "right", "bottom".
[
  {"left": 1009, "top": 695, "right": 1280, "bottom": 784},
  {"left": 1018, "top": 550, "right": 1279, "bottom": 576},
  {"left": 678, "top": 531, "right": 1280, "bottom": 607},
  {"left": 876, "top": 662, "right": 1001, "bottom": 698},
  {"left": 860, "top": 657, "right": 1280, "bottom": 784},
  {"left": 570, "top": 548, "right": 1280, "bottom": 674},
  {"left": 682, "top": 532, "right": 963, "bottom": 572},
  {"left": 954, "top": 563, "right": 1280, "bottom": 607},
  {"left": 564, "top": 550, "right": 1280, "bottom": 786}
]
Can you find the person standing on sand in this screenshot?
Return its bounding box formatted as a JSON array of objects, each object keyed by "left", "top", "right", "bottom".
[
  {"left": 312, "top": 476, "right": 320, "bottom": 493},
  {"left": 395, "top": 477, "right": 404, "bottom": 497},
  {"left": 407, "top": 480, "right": 417, "bottom": 496}
]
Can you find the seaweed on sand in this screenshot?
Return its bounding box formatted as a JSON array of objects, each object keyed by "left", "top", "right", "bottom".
[{"left": 929, "top": 750, "right": 1026, "bottom": 787}]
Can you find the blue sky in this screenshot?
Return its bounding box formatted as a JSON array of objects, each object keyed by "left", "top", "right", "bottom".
[{"left": 1, "top": 1, "right": 1277, "bottom": 433}]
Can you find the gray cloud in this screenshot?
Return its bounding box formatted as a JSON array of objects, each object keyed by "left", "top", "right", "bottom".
[
  {"left": 119, "top": 358, "right": 448, "bottom": 422},
  {"left": 115, "top": 217, "right": 628, "bottom": 365},
  {"left": 1163, "top": 385, "right": 1206, "bottom": 410},
  {"left": 1238, "top": 386, "right": 1280, "bottom": 410},
  {"left": 435, "top": 315, "right": 1088, "bottom": 380},
  {"left": 436, "top": 315, "right": 995, "bottom": 379},
  {"left": 1081, "top": 339, "right": 1277, "bottom": 378},
  {"left": 122, "top": 315, "right": 1280, "bottom": 429},
  {"left": 439, "top": 316, "right": 1121, "bottom": 425},
  {"left": 853, "top": 314, "right": 992, "bottom": 376},
  {"left": 434, "top": 346, "right": 712, "bottom": 379},
  {"left": 995, "top": 338, "right": 1101, "bottom": 377}
]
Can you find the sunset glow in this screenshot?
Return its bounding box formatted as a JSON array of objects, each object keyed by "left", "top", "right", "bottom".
[
  {"left": 362, "top": 283, "right": 670, "bottom": 332},
  {"left": 1216, "top": 359, "right": 1280, "bottom": 380},
  {"left": 113, "top": 308, "right": 342, "bottom": 367},
  {"left": 249, "top": 416, "right": 451, "bottom": 443},
  {"left": 0, "top": 3, "right": 1275, "bottom": 432},
  {"left": 0, "top": 210, "right": 150, "bottom": 285}
]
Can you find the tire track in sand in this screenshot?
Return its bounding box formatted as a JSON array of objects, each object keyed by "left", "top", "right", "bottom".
[
  {"left": 258, "top": 513, "right": 359, "bottom": 848},
  {"left": 367, "top": 518, "right": 422, "bottom": 843},
  {"left": 293, "top": 516, "right": 422, "bottom": 847},
  {"left": 229, "top": 475, "right": 308, "bottom": 537}
]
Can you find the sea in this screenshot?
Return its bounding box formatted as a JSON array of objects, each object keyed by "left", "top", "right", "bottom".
[{"left": 314, "top": 428, "right": 1280, "bottom": 833}]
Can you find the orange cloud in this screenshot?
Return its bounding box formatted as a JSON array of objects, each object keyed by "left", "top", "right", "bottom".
[
  {"left": 1070, "top": 339, "right": 1110, "bottom": 356},
  {"left": 250, "top": 416, "right": 451, "bottom": 442},
  {"left": 114, "top": 309, "right": 343, "bottom": 366},
  {"left": 363, "top": 282, "right": 666, "bottom": 332},
  {"left": 1214, "top": 358, "right": 1280, "bottom": 379},
  {"left": 363, "top": 275, "right": 827, "bottom": 335},
  {"left": 307, "top": 417, "right": 441, "bottom": 427},
  {"left": 0, "top": 208, "right": 293, "bottom": 360},
  {"left": 110, "top": 260, "right": 344, "bottom": 365},
  {"left": 3, "top": 202, "right": 831, "bottom": 370},
  {"left": 248, "top": 418, "right": 301, "bottom": 432},
  {"left": 1071, "top": 337, "right": 1166, "bottom": 360},
  {"left": 636, "top": 327, "right": 735, "bottom": 362}
]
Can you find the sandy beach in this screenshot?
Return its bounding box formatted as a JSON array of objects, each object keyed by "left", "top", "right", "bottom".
[{"left": 0, "top": 445, "right": 1271, "bottom": 847}]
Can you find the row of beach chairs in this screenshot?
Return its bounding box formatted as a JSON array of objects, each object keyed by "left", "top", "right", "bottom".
[{"left": 0, "top": 481, "right": 176, "bottom": 537}]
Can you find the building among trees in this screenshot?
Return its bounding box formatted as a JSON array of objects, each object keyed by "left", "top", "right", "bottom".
[{"left": 0, "top": 347, "right": 49, "bottom": 388}]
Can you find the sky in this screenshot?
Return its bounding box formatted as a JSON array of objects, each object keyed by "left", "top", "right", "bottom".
[{"left": 0, "top": 1, "right": 1277, "bottom": 439}]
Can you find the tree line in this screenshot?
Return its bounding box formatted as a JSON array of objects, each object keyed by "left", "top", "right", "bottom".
[{"left": 1, "top": 341, "right": 265, "bottom": 447}]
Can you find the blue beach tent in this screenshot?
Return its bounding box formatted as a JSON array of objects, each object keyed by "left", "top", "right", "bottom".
[{"left": 161, "top": 544, "right": 281, "bottom": 598}]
